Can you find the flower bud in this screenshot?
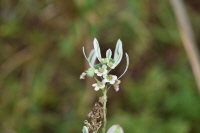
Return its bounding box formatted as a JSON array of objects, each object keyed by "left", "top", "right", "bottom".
[{"left": 87, "top": 68, "right": 95, "bottom": 77}]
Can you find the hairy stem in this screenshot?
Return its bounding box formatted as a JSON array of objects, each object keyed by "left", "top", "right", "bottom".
[{"left": 102, "top": 88, "right": 107, "bottom": 133}]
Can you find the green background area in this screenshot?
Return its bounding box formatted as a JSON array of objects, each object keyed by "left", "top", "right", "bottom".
[{"left": 0, "top": 0, "right": 200, "bottom": 133}]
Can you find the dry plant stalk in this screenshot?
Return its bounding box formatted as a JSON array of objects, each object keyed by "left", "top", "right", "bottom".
[{"left": 170, "top": 0, "right": 200, "bottom": 93}]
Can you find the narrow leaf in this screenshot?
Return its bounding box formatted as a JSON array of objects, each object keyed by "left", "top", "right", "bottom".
[
  {"left": 88, "top": 49, "right": 96, "bottom": 65},
  {"left": 93, "top": 38, "right": 102, "bottom": 62},
  {"left": 118, "top": 53, "right": 129, "bottom": 79},
  {"left": 114, "top": 39, "right": 122, "bottom": 61},
  {"left": 114, "top": 39, "right": 123, "bottom": 66},
  {"left": 106, "top": 49, "right": 112, "bottom": 60},
  {"left": 82, "top": 47, "right": 94, "bottom": 67}
]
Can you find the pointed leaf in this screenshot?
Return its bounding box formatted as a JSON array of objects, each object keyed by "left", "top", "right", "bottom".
[
  {"left": 114, "top": 39, "right": 122, "bottom": 61},
  {"left": 107, "top": 125, "right": 124, "bottom": 133},
  {"left": 106, "top": 49, "right": 112, "bottom": 60},
  {"left": 88, "top": 49, "right": 96, "bottom": 65},
  {"left": 93, "top": 38, "right": 102, "bottom": 62},
  {"left": 114, "top": 39, "right": 123, "bottom": 66},
  {"left": 82, "top": 47, "right": 94, "bottom": 67},
  {"left": 118, "top": 53, "right": 129, "bottom": 79}
]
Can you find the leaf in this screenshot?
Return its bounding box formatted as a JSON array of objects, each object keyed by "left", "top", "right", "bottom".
[
  {"left": 109, "top": 58, "right": 115, "bottom": 63},
  {"left": 118, "top": 53, "right": 129, "bottom": 79},
  {"left": 93, "top": 38, "right": 102, "bottom": 62},
  {"left": 93, "top": 63, "right": 103, "bottom": 69},
  {"left": 88, "top": 49, "right": 96, "bottom": 66},
  {"left": 106, "top": 49, "right": 112, "bottom": 60},
  {"left": 82, "top": 126, "right": 89, "bottom": 133},
  {"left": 82, "top": 47, "right": 94, "bottom": 67},
  {"left": 107, "top": 125, "right": 124, "bottom": 133},
  {"left": 114, "top": 39, "right": 123, "bottom": 66}
]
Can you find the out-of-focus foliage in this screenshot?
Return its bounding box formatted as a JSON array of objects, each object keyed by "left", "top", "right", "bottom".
[{"left": 0, "top": 0, "right": 200, "bottom": 133}]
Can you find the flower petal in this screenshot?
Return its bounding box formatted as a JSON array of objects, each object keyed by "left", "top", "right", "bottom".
[
  {"left": 95, "top": 87, "right": 99, "bottom": 91},
  {"left": 112, "top": 75, "right": 117, "bottom": 80},
  {"left": 110, "top": 80, "right": 115, "bottom": 84},
  {"left": 94, "top": 69, "right": 98, "bottom": 73},
  {"left": 100, "top": 84, "right": 105, "bottom": 89},
  {"left": 92, "top": 83, "right": 96, "bottom": 87},
  {"left": 97, "top": 73, "right": 102, "bottom": 76},
  {"left": 102, "top": 65, "right": 107, "bottom": 69},
  {"left": 93, "top": 38, "right": 102, "bottom": 62}
]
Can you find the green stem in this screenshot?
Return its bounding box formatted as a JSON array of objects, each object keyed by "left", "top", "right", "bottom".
[
  {"left": 94, "top": 76, "right": 99, "bottom": 82},
  {"left": 102, "top": 87, "right": 107, "bottom": 133}
]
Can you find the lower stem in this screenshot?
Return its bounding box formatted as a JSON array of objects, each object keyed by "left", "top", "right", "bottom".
[{"left": 102, "top": 88, "right": 107, "bottom": 133}]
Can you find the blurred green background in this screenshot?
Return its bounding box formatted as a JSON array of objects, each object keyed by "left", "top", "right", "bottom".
[{"left": 1, "top": 0, "right": 200, "bottom": 133}]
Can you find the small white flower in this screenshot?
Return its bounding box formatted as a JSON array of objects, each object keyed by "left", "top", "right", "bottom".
[
  {"left": 80, "top": 72, "right": 87, "bottom": 79},
  {"left": 94, "top": 65, "right": 108, "bottom": 76},
  {"left": 92, "top": 81, "right": 105, "bottom": 91},
  {"left": 103, "top": 74, "right": 117, "bottom": 84},
  {"left": 107, "top": 61, "right": 116, "bottom": 69},
  {"left": 101, "top": 58, "right": 109, "bottom": 63}
]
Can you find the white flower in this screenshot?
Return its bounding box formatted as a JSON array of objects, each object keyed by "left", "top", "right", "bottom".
[
  {"left": 80, "top": 72, "right": 87, "bottom": 79},
  {"left": 107, "top": 61, "right": 116, "bottom": 69},
  {"left": 92, "top": 81, "right": 105, "bottom": 91},
  {"left": 101, "top": 58, "right": 109, "bottom": 63},
  {"left": 82, "top": 38, "right": 130, "bottom": 81},
  {"left": 103, "top": 74, "right": 117, "bottom": 84},
  {"left": 94, "top": 65, "right": 108, "bottom": 76}
]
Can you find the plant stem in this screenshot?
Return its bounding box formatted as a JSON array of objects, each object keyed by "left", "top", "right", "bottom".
[{"left": 102, "top": 88, "right": 107, "bottom": 133}]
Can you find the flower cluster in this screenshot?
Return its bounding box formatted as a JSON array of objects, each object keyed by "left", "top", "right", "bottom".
[{"left": 80, "top": 38, "right": 129, "bottom": 92}]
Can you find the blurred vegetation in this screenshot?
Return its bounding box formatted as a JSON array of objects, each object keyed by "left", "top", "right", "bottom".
[{"left": 0, "top": 0, "right": 200, "bottom": 133}]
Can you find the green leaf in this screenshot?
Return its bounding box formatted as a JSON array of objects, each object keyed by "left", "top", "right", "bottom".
[
  {"left": 82, "top": 47, "right": 94, "bottom": 68},
  {"left": 109, "top": 58, "right": 115, "bottom": 63},
  {"left": 93, "top": 38, "right": 102, "bottom": 62},
  {"left": 107, "top": 125, "right": 124, "bottom": 133},
  {"left": 106, "top": 49, "right": 112, "bottom": 60},
  {"left": 93, "top": 63, "right": 103, "bottom": 69},
  {"left": 88, "top": 49, "right": 96, "bottom": 65},
  {"left": 114, "top": 39, "right": 123, "bottom": 66},
  {"left": 118, "top": 53, "right": 129, "bottom": 79}
]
